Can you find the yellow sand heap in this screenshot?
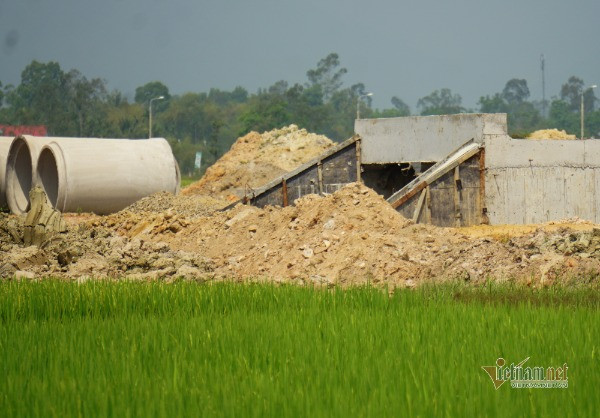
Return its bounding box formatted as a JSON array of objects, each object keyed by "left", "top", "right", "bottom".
[{"left": 526, "top": 129, "right": 576, "bottom": 140}]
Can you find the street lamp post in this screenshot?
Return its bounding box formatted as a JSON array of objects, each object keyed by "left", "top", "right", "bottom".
[
  {"left": 149, "top": 96, "right": 165, "bottom": 138},
  {"left": 580, "top": 85, "right": 597, "bottom": 140},
  {"left": 356, "top": 92, "right": 373, "bottom": 120}
]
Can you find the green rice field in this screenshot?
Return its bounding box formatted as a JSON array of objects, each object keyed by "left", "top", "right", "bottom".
[{"left": 0, "top": 280, "right": 599, "bottom": 417}]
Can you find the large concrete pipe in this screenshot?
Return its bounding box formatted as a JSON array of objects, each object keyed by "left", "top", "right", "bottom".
[
  {"left": 5, "top": 135, "right": 52, "bottom": 214},
  {"left": 35, "top": 137, "right": 179, "bottom": 214},
  {"left": 0, "top": 136, "right": 15, "bottom": 210}
]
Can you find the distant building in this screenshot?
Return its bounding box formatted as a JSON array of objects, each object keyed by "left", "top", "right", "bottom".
[{"left": 0, "top": 125, "right": 47, "bottom": 137}]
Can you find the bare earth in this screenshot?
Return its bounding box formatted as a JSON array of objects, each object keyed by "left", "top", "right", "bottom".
[
  {"left": 182, "top": 125, "right": 334, "bottom": 200},
  {"left": 2, "top": 183, "right": 600, "bottom": 288}
]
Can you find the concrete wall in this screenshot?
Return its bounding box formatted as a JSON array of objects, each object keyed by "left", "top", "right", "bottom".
[
  {"left": 355, "top": 113, "right": 507, "bottom": 164},
  {"left": 485, "top": 136, "right": 600, "bottom": 224}
]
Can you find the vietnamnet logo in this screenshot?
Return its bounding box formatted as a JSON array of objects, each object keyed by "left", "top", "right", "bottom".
[{"left": 482, "top": 357, "right": 568, "bottom": 389}]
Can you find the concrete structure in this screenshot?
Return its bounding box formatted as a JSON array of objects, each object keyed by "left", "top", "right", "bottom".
[
  {"left": 6, "top": 136, "right": 180, "bottom": 215},
  {"left": 0, "top": 136, "right": 14, "bottom": 210},
  {"left": 484, "top": 135, "right": 600, "bottom": 224},
  {"left": 355, "top": 113, "right": 505, "bottom": 163},
  {"left": 243, "top": 113, "right": 600, "bottom": 227},
  {"left": 380, "top": 114, "right": 600, "bottom": 226}
]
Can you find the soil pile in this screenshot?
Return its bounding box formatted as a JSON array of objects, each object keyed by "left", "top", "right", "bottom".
[
  {"left": 3, "top": 183, "right": 600, "bottom": 287},
  {"left": 527, "top": 129, "right": 576, "bottom": 140},
  {"left": 124, "top": 192, "right": 229, "bottom": 218},
  {"left": 183, "top": 125, "right": 334, "bottom": 199},
  {"left": 0, "top": 212, "right": 212, "bottom": 281}
]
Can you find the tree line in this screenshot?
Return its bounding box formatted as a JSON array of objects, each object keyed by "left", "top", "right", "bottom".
[{"left": 0, "top": 54, "right": 598, "bottom": 175}]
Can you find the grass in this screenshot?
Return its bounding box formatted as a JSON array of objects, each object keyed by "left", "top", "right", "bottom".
[
  {"left": 180, "top": 175, "right": 201, "bottom": 188},
  {"left": 0, "top": 280, "right": 598, "bottom": 417}
]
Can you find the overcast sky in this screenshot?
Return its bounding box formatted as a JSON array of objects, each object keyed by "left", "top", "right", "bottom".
[{"left": 1, "top": 0, "right": 599, "bottom": 110}]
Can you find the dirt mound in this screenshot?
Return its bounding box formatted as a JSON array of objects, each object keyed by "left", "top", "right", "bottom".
[
  {"left": 0, "top": 213, "right": 212, "bottom": 281},
  {"left": 527, "top": 129, "right": 576, "bottom": 140},
  {"left": 458, "top": 217, "right": 597, "bottom": 241},
  {"left": 183, "top": 125, "right": 334, "bottom": 199},
  {"left": 3, "top": 183, "right": 600, "bottom": 287},
  {"left": 124, "top": 192, "right": 229, "bottom": 218},
  {"left": 90, "top": 183, "right": 600, "bottom": 287}
]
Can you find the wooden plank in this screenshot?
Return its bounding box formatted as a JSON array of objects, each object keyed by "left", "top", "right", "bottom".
[
  {"left": 453, "top": 166, "right": 462, "bottom": 227},
  {"left": 317, "top": 161, "right": 324, "bottom": 195},
  {"left": 478, "top": 149, "right": 488, "bottom": 224},
  {"left": 391, "top": 181, "right": 428, "bottom": 209},
  {"left": 412, "top": 188, "right": 427, "bottom": 223},
  {"left": 282, "top": 178, "right": 288, "bottom": 207},
  {"left": 429, "top": 180, "right": 456, "bottom": 227},
  {"left": 387, "top": 141, "right": 481, "bottom": 208},
  {"left": 425, "top": 186, "right": 431, "bottom": 224},
  {"left": 355, "top": 138, "right": 362, "bottom": 183}
]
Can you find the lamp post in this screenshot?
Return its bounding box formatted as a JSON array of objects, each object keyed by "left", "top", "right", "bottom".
[
  {"left": 356, "top": 92, "right": 373, "bottom": 120},
  {"left": 581, "top": 85, "right": 597, "bottom": 140},
  {"left": 149, "top": 96, "right": 165, "bottom": 138}
]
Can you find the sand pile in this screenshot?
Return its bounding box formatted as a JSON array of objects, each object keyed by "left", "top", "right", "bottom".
[
  {"left": 527, "top": 129, "right": 576, "bottom": 140},
  {"left": 183, "top": 125, "right": 334, "bottom": 199},
  {"left": 124, "top": 192, "right": 229, "bottom": 219},
  {"left": 2, "top": 183, "right": 600, "bottom": 287}
]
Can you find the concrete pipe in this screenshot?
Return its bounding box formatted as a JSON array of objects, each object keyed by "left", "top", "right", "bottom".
[
  {"left": 5, "top": 135, "right": 51, "bottom": 214},
  {"left": 35, "top": 137, "right": 179, "bottom": 214},
  {"left": 0, "top": 136, "right": 15, "bottom": 210}
]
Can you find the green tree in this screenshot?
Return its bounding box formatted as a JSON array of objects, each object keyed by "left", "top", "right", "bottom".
[
  {"left": 391, "top": 96, "right": 411, "bottom": 116},
  {"left": 560, "top": 76, "right": 596, "bottom": 113},
  {"left": 306, "top": 53, "right": 348, "bottom": 101},
  {"left": 502, "top": 79, "right": 530, "bottom": 105},
  {"left": 168, "top": 137, "right": 203, "bottom": 177},
  {"left": 208, "top": 87, "right": 248, "bottom": 106},
  {"left": 586, "top": 110, "right": 600, "bottom": 138},
  {"left": 478, "top": 79, "right": 541, "bottom": 136},
  {"left": 66, "top": 70, "right": 109, "bottom": 136},
  {"left": 417, "top": 88, "right": 465, "bottom": 115},
  {"left": 135, "top": 81, "right": 170, "bottom": 113},
  {"left": 159, "top": 93, "right": 208, "bottom": 141},
  {"left": 5, "top": 60, "right": 71, "bottom": 133},
  {"left": 478, "top": 93, "right": 508, "bottom": 113},
  {"left": 104, "top": 101, "right": 146, "bottom": 139},
  {"left": 547, "top": 99, "right": 578, "bottom": 135},
  {"left": 506, "top": 101, "right": 541, "bottom": 137},
  {"left": 560, "top": 76, "right": 584, "bottom": 112},
  {"left": 239, "top": 92, "right": 291, "bottom": 134}
]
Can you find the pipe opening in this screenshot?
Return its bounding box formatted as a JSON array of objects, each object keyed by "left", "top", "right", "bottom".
[
  {"left": 37, "top": 147, "right": 59, "bottom": 208},
  {"left": 8, "top": 139, "right": 32, "bottom": 213}
]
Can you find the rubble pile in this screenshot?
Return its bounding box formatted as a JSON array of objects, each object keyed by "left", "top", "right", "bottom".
[
  {"left": 124, "top": 192, "right": 230, "bottom": 218},
  {"left": 3, "top": 183, "right": 600, "bottom": 287},
  {"left": 183, "top": 125, "right": 334, "bottom": 199},
  {"left": 0, "top": 214, "right": 212, "bottom": 281}
]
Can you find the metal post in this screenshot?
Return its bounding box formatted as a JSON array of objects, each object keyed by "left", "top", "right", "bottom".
[
  {"left": 356, "top": 93, "right": 373, "bottom": 120},
  {"left": 581, "top": 93, "right": 584, "bottom": 140},
  {"left": 581, "top": 85, "right": 598, "bottom": 140},
  {"left": 149, "top": 96, "right": 165, "bottom": 138},
  {"left": 149, "top": 100, "right": 153, "bottom": 139}
]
